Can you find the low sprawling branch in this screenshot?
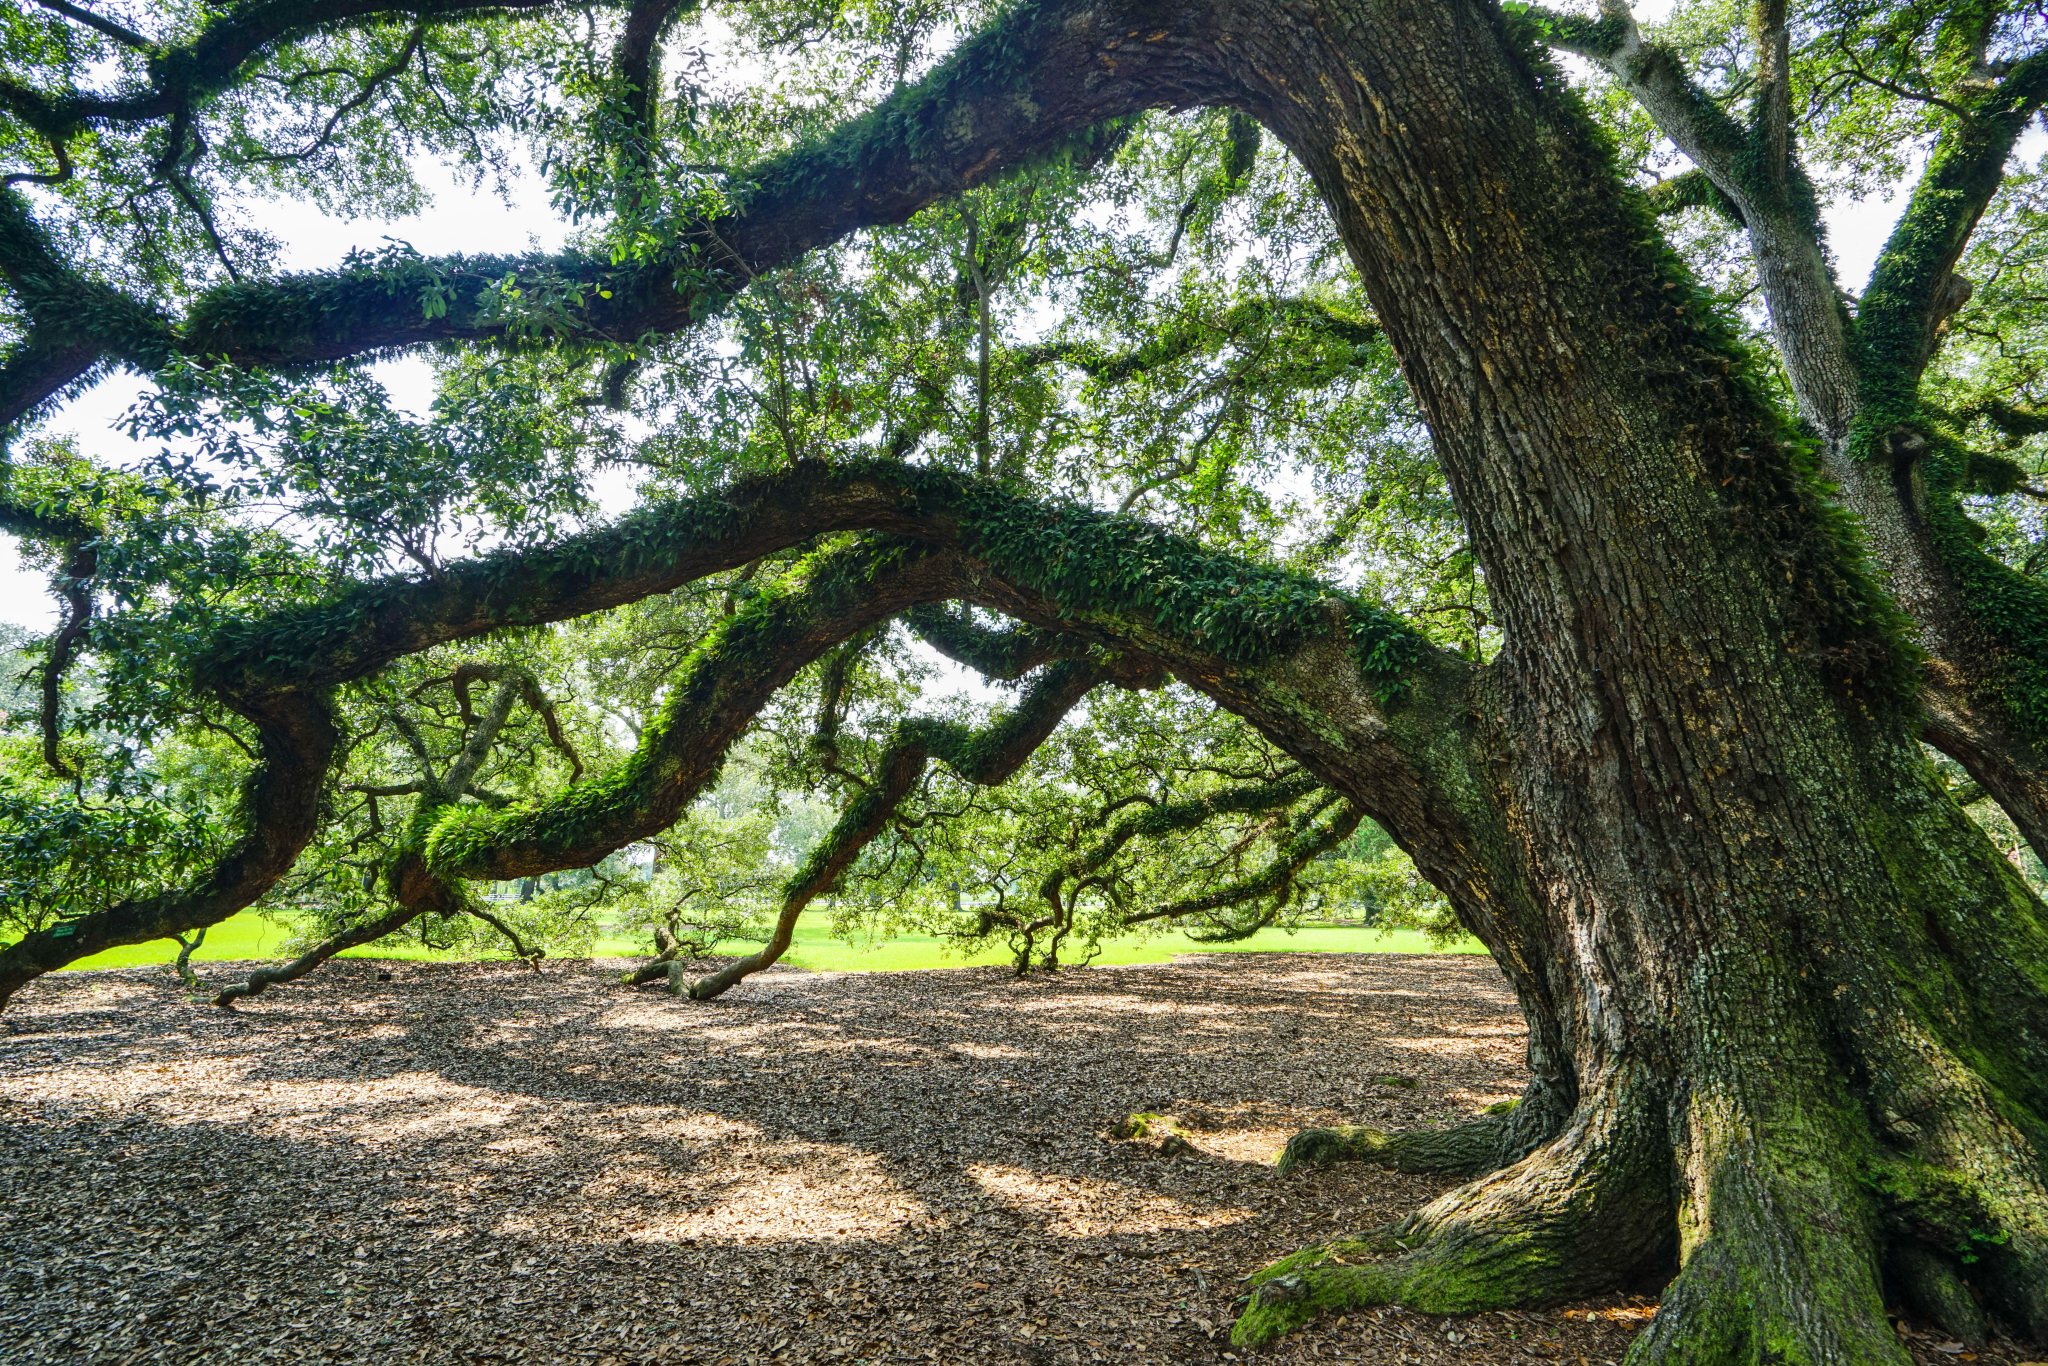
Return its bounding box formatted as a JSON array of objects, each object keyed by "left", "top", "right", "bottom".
[
  {"left": 0, "top": 688, "right": 338, "bottom": 1006},
  {"left": 677, "top": 653, "right": 1143, "bottom": 999},
  {"left": 2, "top": 461, "right": 1468, "bottom": 1005}
]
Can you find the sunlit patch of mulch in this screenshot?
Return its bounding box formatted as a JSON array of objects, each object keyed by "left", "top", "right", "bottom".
[{"left": 1, "top": 951, "right": 2013, "bottom": 1366}]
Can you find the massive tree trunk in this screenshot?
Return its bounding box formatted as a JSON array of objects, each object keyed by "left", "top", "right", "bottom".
[
  {"left": 1528, "top": 2, "right": 2048, "bottom": 870},
  {"left": 1161, "top": 1, "right": 2048, "bottom": 1359}
]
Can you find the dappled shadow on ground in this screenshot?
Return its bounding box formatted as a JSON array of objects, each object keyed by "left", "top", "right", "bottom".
[{"left": 2, "top": 954, "right": 1656, "bottom": 1365}]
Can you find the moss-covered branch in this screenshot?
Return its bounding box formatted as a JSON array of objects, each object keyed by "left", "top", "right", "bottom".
[
  {"left": 115, "top": 0, "right": 1174, "bottom": 378},
  {"left": 1856, "top": 54, "right": 2048, "bottom": 439},
  {"left": 194, "top": 460, "right": 1433, "bottom": 703},
  {"left": 901, "top": 603, "right": 1089, "bottom": 681},
  {"left": 1642, "top": 167, "right": 1745, "bottom": 228},
  {"left": 0, "top": 0, "right": 569, "bottom": 142},
  {"left": 1014, "top": 295, "right": 1382, "bottom": 385},
  {"left": 420, "top": 537, "right": 971, "bottom": 881},
  {"left": 0, "top": 688, "right": 338, "bottom": 1007},
  {"left": 0, "top": 194, "right": 180, "bottom": 427},
  {"left": 1, "top": 461, "right": 1452, "bottom": 1003}
]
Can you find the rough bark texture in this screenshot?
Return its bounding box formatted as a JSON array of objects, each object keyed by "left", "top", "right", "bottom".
[
  {"left": 1533, "top": 3, "right": 2048, "bottom": 869},
  {"left": 1192, "top": 0, "right": 2048, "bottom": 1359}
]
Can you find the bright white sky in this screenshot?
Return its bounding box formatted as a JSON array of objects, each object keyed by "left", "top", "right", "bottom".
[{"left": 0, "top": 25, "right": 1992, "bottom": 631}]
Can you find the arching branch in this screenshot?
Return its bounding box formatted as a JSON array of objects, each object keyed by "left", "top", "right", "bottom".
[
  {"left": 1859, "top": 54, "right": 2048, "bottom": 428},
  {"left": 1, "top": 0, "right": 1183, "bottom": 427},
  {"left": 678, "top": 652, "right": 1148, "bottom": 999},
  {"left": 1, "top": 462, "right": 1468, "bottom": 1003},
  {"left": 0, "top": 687, "right": 339, "bottom": 1007},
  {"left": 901, "top": 603, "right": 1088, "bottom": 681}
]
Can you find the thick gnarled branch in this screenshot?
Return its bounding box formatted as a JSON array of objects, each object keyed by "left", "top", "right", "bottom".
[{"left": 2, "top": 462, "right": 1468, "bottom": 1004}]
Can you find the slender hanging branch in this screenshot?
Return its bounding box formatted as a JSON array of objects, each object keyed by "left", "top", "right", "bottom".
[
  {"left": 35, "top": 539, "right": 96, "bottom": 780},
  {"left": 673, "top": 653, "right": 1150, "bottom": 1000}
]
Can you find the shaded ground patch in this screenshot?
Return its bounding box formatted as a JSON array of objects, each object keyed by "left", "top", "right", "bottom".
[{"left": 7, "top": 953, "right": 1657, "bottom": 1364}]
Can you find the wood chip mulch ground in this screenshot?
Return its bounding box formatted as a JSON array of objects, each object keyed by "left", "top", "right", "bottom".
[{"left": 0, "top": 952, "right": 2027, "bottom": 1366}]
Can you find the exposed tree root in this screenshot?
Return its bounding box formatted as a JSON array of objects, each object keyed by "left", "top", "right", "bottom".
[
  {"left": 1276, "top": 1109, "right": 1513, "bottom": 1178},
  {"left": 1246, "top": 1039, "right": 2048, "bottom": 1363},
  {"left": 1890, "top": 1246, "right": 1989, "bottom": 1351},
  {"left": 1236, "top": 1072, "right": 1671, "bottom": 1345}
]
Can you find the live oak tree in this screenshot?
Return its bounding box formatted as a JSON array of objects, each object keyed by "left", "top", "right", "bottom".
[{"left": 2, "top": 2, "right": 2047, "bottom": 1364}]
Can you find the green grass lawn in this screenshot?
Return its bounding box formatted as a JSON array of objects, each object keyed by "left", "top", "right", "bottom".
[{"left": 56, "top": 910, "right": 1481, "bottom": 974}]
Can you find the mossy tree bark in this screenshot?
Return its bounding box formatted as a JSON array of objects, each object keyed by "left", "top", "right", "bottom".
[
  {"left": 1191, "top": 1, "right": 2048, "bottom": 1357},
  {"left": 1527, "top": 2, "right": 2048, "bottom": 870}
]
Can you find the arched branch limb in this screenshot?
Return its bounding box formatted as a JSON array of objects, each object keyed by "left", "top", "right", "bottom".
[
  {"left": 901, "top": 603, "right": 1087, "bottom": 682},
  {"left": 6, "top": 463, "right": 1478, "bottom": 1004},
  {"left": 421, "top": 538, "right": 976, "bottom": 884},
  {"left": 210, "top": 900, "right": 426, "bottom": 1006},
  {"left": 681, "top": 652, "right": 1142, "bottom": 999},
  {"left": 0, "top": 688, "right": 338, "bottom": 1007}
]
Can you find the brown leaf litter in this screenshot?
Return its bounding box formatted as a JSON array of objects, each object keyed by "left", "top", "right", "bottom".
[{"left": 0, "top": 952, "right": 2023, "bottom": 1365}]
